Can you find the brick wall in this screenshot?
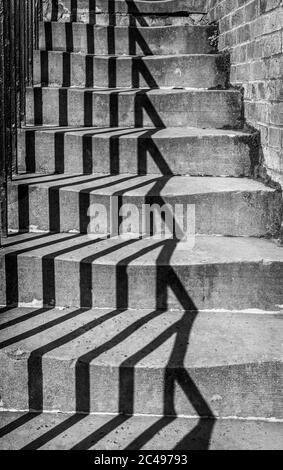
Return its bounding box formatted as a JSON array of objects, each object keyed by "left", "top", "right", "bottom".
[{"left": 206, "top": 0, "right": 283, "bottom": 187}]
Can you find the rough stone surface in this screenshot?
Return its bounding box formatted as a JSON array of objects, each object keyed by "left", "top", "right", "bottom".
[
  {"left": 42, "top": 0, "right": 208, "bottom": 21},
  {"left": 25, "top": 87, "right": 243, "bottom": 129},
  {"left": 0, "top": 411, "right": 282, "bottom": 450},
  {"left": 1, "top": 234, "right": 283, "bottom": 310},
  {"left": 1, "top": 0, "right": 282, "bottom": 449},
  {"left": 8, "top": 174, "right": 282, "bottom": 237},
  {"left": 39, "top": 22, "right": 216, "bottom": 55},
  {"left": 17, "top": 126, "right": 257, "bottom": 177},
  {"left": 33, "top": 51, "right": 229, "bottom": 89},
  {"left": 0, "top": 308, "right": 282, "bottom": 417}
]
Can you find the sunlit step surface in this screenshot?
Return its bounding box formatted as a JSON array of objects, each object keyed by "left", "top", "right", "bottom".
[
  {"left": 26, "top": 87, "right": 243, "bottom": 129},
  {"left": 39, "top": 23, "right": 215, "bottom": 55},
  {"left": 18, "top": 126, "right": 255, "bottom": 177},
  {"left": 0, "top": 307, "right": 282, "bottom": 417},
  {"left": 33, "top": 52, "right": 228, "bottom": 89},
  {"left": 9, "top": 174, "right": 281, "bottom": 237},
  {"left": 1, "top": 234, "right": 283, "bottom": 310}
]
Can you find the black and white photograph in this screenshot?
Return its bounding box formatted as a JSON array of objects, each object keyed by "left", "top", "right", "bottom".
[{"left": 0, "top": 0, "right": 282, "bottom": 455}]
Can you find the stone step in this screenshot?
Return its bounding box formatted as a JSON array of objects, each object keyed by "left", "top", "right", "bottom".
[
  {"left": 0, "top": 411, "right": 282, "bottom": 450},
  {"left": 1, "top": 233, "right": 283, "bottom": 310},
  {"left": 0, "top": 412, "right": 283, "bottom": 452},
  {"left": 33, "top": 51, "right": 228, "bottom": 89},
  {"left": 8, "top": 174, "right": 282, "bottom": 237},
  {"left": 44, "top": 12, "right": 208, "bottom": 27},
  {"left": 39, "top": 23, "right": 215, "bottom": 55},
  {"left": 25, "top": 87, "right": 243, "bottom": 129},
  {"left": 43, "top": 0, "right": 208, "bottom": 27},
  {"left": 43, "top": 0, "right": 208, "bottom": 22},
  {"left": 17, "top": 126, "right": 256, "bottom": 177},
  {"left": 0, "top": 307, "right": 282, "bottom": 419}
]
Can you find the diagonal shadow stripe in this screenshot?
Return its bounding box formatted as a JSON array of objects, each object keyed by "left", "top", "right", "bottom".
[
  {"left": 19, "top": 238, "right": 160, "bottom": 448},
  {"left": 4, "top": 234, "right": 81, "bottom": 306},
  {"left": 73, "top": 237, "right": 215, "bottom": 449},
  {"left": 75, "top": 309, "right": 167, "bottom": 414},
  {"left": 0, "top": 308, "right": 51, "bottom": 332},
  {"left": 21, "top": 414, "right": 86, "bottom": 450},
  {"left": 132, "top": 57, "right": 158, "bottom": 89},
  {"left": 134, "top": 90, "right": 166, "bottom": 128},
  {"left": 79, "top": 175, "right": 165, "bottom": 234},
  {"left": 121, "top": 241, "right": 215, "bottom": 450},
  {"left": 26, "top": 308, "right": 125, "bottom": 413},
  {"left": 125, "top": 417, "right": 175, "bottom": 450},
  {"left": 137, "top": 128, "right": 173, "bottom": 175},
  {"left": 18, "top": 309, "right": 130, "bottom": 449},
  {"left": 0, "top": 413, "right": 41, "bottom": 440},
  {"left": 71, "top": 415, "right": 129, "bottom": 450},
  {"left": 0, "top": 308, "right": 88, "bottom": 350},
  {"left": 6, "top": 3, "right": 217, "bottom": 450},
  {"left": 4, "top": 239, "right": 139, "bottom": 438}
]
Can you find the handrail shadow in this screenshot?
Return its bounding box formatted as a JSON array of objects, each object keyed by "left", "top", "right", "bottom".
[{"left": 0, "top": 1, "right": 217, "bottom": 450}]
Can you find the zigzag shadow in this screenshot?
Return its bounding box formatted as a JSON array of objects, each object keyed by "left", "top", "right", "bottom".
[
  {"left": 0, "top": 1, "right": 216, "bottom": 450},
  {"left": 0, "top": 236, "right": 215, "bottom": 450},
  {"left": 71, "top": 239, "right": 215, "bottom": 450}
]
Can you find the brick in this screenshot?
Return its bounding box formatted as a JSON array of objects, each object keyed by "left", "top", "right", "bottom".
[{"left": 207, "top": 0, "right": 283, "bottom": 182}]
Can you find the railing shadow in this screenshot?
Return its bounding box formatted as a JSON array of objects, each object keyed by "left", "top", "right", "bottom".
[
  {"left": 1, "top": 234, "right": 216, "bottom": 450},
  {"left": 0, "top": 0, "right": 216, "bottom": 450}
]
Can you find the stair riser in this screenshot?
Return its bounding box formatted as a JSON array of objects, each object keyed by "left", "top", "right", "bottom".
[
  {"left": 39, "top": 23, "right": 215, "bottom": 55},
  {"left": 25, "top": 88, "right": 243, "bottom": 129},
  {"left": 8, "top": 184, "right": 282, "bottom": 237},
  {"left": 0, "top": 353, "right": 280, "bottom": 418},
  {"left": 1, "top": 255, "right": 282, "bottom": 311},
  {"left": 33, "top": 51, "right": 228, "bottom": 89},
  {"left": 44, "top": 13, "right": 207, "bottom": 27},
  {"left": 43, "top": 0, "right": 208, "bottom": 19},
  {"left": 17, "top": 128, "right": 254, "bottom": 177}
]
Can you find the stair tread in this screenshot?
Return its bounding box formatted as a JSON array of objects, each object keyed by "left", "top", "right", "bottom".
[
  {"left": 43, "top": 0, "right": 208, "bottom": 16},
  {"left": 41, "top": 22, "right": 211, "bottom": 29},
  {"left": 26, "top": 86, "right": 242, "bottom": 129},
  {"left": 35, "top": 51, "right": 223, "bottom": 57},
  {"left": 1, "top": 411, "right": 281, "bottom": 450},
  {"left": 11, "top": 174, "right": 277, "bottom": 196},
  {"left": 19, "top": 125, "right": 252, "bottom": 137},
  {"left": 2, "top": 233, "right": 283, "bottom": 265},
  {"left": 39, "top": 21, "right": 215, "bottom": 55},
  {"left": 2, "top": 0, "right": 282, "bottom": 433},
  {"left": 0, "top": 307, "right": 282, "bottom": 369},
  {"left": 29, "top": 86, "right": 239, "bottom": 94}
]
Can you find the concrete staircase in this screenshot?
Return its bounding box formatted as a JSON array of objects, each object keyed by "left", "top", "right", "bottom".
[{"left": 0, "top": 0, "right": 282, "bottom": 450}]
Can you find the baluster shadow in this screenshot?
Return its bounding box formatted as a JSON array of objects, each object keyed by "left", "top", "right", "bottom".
[{"left": 1, "top": 1, "right": 217, "bottom": 450}]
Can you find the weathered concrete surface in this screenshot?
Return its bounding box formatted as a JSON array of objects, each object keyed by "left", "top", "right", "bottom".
[
  {"left": 42, "top": 0, "right": 208, "bottom": 22},
  {"left": 17, "top": 126, "right": 256, "bottom": 177},
  {"left": 33, "top": 51, "right": 228, "bottom": 89},
  {"left": 43, "top": 13, "right": 208, "bottom": 27},
  {"left": 1, "top": 0, "right": 282, "bottom": 449},
  {"left": 0, "top": 412, "right": 282, "bottom": 450},
  {"left": 1, "top": 234, "right": 283, "bottom": 311},
  {"left": 25, "top": 87, "right": 243, "bottom": 129},
  {"left": 0, "top": 308, "right": 282, "bottom": 417},
  {"left": 39, "top": 23, "right": 216, "bottom": 55},
  {"left": 8, "top": 174, "right": 282, "bottom": 237}
]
